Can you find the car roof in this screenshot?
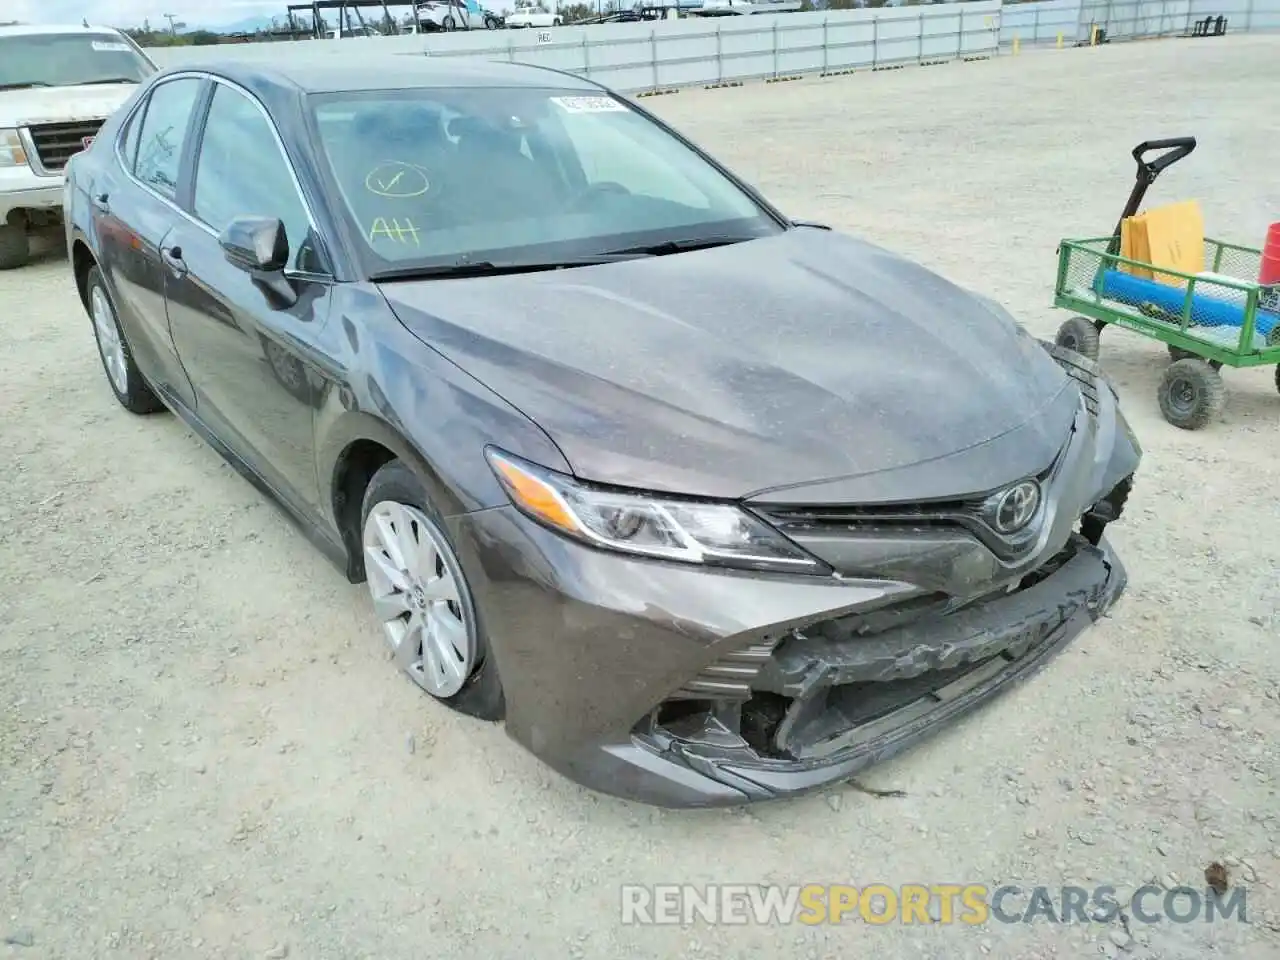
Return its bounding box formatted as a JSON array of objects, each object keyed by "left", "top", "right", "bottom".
[
  {"left": 158, "top": 57, "right": 601, "bottom": 96},
  {"left": 0, "top": 23, "right": 125, "bottom": 37}
]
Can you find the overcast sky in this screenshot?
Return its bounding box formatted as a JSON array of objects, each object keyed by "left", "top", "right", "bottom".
[{"left": 9, "top": 0, "right": 281, "bottom": 27}]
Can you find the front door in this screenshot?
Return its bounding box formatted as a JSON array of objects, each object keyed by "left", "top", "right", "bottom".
[{"left": 163, "top": 80, "right": 334, "bottom": 516}]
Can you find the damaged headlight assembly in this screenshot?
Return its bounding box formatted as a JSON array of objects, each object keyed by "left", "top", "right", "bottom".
[{"left": 485, "top": 448, "right": 829, "bottom": 575}]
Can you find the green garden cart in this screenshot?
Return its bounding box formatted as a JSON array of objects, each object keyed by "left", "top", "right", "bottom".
[{"left": 1051, "top": 137, "right": 1280, "bottom": 429}]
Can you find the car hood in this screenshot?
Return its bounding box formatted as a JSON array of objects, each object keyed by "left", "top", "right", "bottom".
[
  {"left": 2, "top": 83, "right": 137, "bottom": 127},
  {"left": 380, "top": 228, "right": 1078, "bottom": 502}
]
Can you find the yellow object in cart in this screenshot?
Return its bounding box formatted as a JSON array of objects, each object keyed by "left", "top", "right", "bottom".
[
  {"left": 1119, "top": 215, "right": 1152, "bottom": 279},
  {"left": 1119, "top": 200, "right": 1205, "bottom": 285}
]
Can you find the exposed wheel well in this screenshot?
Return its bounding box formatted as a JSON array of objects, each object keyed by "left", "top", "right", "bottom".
[
  {"left": 332, "top": 439, "right": 398, "bottom": 583},
  {"left": 72, "top": 239, "right": 96, "bottom": 313}
]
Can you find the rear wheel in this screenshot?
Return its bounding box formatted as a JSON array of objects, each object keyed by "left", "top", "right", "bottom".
[
  {"left": 360, "top": 460, "right": 504, "bottom": 720},
  {"left": 0, "top": 223, "right": 29, "bottom": 270},
  {"left": 86, "top": 266, "right": 165, "bottom": 414},
  {"left": 1055, "top": 316, "right": 1101, "bottom": 361},
  {"left": 441, "top": 14, "right": 456, "bottom": 29},
  {"left": 1158, "top": 358, "right": 1225, "bottom": 430}
]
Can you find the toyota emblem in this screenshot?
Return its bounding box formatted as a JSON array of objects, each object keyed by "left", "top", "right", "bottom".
[{"left": 989, "top": 480, "right": 1041, "bottom": 534}]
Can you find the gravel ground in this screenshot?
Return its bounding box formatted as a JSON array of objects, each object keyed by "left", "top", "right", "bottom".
[{"left": 3, "top": 32, "right": 1279, "bottom": 960}]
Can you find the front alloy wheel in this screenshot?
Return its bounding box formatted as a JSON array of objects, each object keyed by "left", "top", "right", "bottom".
[{"left": 363, "top": 500, "right": 476, "bottom": 698}]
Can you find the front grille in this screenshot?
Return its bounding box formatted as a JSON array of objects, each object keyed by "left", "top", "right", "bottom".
[
  {"left": 756, "top": 452, "right": 1059, "bottom": 552},
  {"left": 24, "top": 120, "right": 104, "bottom": 173}
]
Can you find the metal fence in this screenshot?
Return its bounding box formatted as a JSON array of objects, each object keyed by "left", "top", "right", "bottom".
[
  {"left": 145, "top": 0, "right": 1280, "bottom": 92},
  {"left": 146, "top": 2, "right": 1004, "bottom": 92},
  {"left": 1000, "top": 0, "right": 1280, "bottom": 47}
]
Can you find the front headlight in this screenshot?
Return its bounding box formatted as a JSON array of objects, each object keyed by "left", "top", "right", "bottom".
[
  {"left": 486, "top": 448, "right": 828, "bottom": 574},
  {"left": 0, "top": 129, "right": 28, "bottom": 168}
]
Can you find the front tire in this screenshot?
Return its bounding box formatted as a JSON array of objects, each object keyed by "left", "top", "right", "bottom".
[
  {"left": 0, "top": 223, "right": 30, "bottom": 270},
  {"left": 441, "top": 14, "right": 456, "bottom": 30},
  {"left": 1158, "top": 358, "right": 1225, "bottom": 430},
  {"left": 360, "top": 460, "right": 504, "bottom": 720},
  {"left": 86, "top": 266, "right": 165, "bottom": 415}
]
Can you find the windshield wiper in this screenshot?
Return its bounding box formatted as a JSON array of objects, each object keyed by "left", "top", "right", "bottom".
[
  {"left": 0, "top": 81, "right": 52, "bottom": 90},
  {"left": 75, "top": 77, "right": 139, "bottom": 86},
  {"left": 370, "top": 254, "right": 647, "bottom": 282},
  {"left": 602, "top": 235, "right": 755, "bottom": 257}
]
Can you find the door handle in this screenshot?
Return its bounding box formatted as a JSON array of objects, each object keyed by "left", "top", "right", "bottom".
[{"left": 161, "top": 245, "right": 188, "bottom": 277}]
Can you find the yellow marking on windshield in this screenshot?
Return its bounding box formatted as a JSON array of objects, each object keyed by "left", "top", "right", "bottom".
[
  {"left": 369, "top": 217, "right": 421, "bottom": 245},
  {"left": 365, "top": 161, "right": 431, "bottom": 198}
]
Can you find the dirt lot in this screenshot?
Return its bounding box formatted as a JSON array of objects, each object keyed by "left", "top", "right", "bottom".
[{"left": 3, "top": 31, "right": 1279, "bottom": 960}]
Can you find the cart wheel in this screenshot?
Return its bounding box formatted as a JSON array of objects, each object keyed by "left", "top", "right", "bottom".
[
  {"left": 1158, "top": 358, "right": 1225, "bottom": 430},
  {"left": 1055, "top": 317, "right": 1101, "bottom": 360},
  {"left": 1274, "top": 365, "right": 1280, "bottom": 396}
]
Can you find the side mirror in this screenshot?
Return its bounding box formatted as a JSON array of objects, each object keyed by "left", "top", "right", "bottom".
[
  {"left": 218, "top": 216, "right": 298, "bottom": 308},
  {"left": 219, "top": 215, "right": 290, "bottom": 273}
]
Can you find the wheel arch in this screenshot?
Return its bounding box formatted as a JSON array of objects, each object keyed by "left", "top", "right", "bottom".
[
  {"left": 321, "top": 412, "right": 480, "bottom": 584},
  {"left": 71, "top": 233, "right": 97, "bottom": 313}
]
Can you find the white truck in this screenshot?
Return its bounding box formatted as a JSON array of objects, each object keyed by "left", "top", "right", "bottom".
[{"left": 0, "top": 23, "right": 156, "bottom": 269}]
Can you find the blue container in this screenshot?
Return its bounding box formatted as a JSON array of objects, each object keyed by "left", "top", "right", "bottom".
[{"left": 1099, "top": 269, "right": 1279, "bottom": 339}]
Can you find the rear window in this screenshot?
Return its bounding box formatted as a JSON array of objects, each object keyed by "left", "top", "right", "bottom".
[{"left": 0, "top": 32, "right": 155, "bottom": 89}]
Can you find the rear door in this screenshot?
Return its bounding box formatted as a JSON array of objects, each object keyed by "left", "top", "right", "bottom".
[
  {"left": 92, "top": 75, "right": 205, "bottom": 409},
  {"left": 162, "top": 79, "right": 334, "bottom": 515}
]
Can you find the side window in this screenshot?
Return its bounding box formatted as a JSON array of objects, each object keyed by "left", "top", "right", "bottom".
[
  {"left": 193, "top": 84, "right": 313, "bottom": 271},
  {"left": 133, "top": 78, "right": 202, "bottom": 199},
  {"left": 118, "top": 104, "right": 144, "bottom": 173}
]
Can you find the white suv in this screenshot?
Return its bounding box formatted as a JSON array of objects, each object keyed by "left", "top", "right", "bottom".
[{"left": 0, "top": 23, "right": 156, "bottom": 269}]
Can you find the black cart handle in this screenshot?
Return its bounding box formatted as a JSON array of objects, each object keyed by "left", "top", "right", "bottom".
[{"left": 1133, "top": 137, "right": 1197, "bottom": 181}]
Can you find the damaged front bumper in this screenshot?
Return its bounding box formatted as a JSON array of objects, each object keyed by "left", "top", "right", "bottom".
[{"left": 633, "top": 533, "right": 1125, "bottom": 802}]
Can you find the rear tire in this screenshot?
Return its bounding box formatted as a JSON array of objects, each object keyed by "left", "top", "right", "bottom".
[
  {"left": 360, "top": 460, "right": 504, "bottom": 721},
  {"left": 441, "top": 14, "right": 456, "bottom": 30},
  {"left": 86, "top": 266, "right": 165, "bottom": 415},
  {"left": 1055, "top": 316, "right": 1101, "bottom": 361},
  {"left": 0, "top": 223, "right": 30, "bottom": 270},
  {"left": 1158, "top": 358, "right": 1225, "bottom": 430}
]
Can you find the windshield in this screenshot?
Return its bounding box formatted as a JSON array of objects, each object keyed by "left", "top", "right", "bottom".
[
  {"left": 308, "top": 87, "right": 782, "bottom": 275},
  {"left": 0, "top": 32, "right": 155, "bottom": 88}
]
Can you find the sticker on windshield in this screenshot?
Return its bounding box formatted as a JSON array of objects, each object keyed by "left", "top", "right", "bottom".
[
  {"left": 91, "top": 40, "right": 132, "bottom": 52},
  {"left": 549, "top": 96, "right": 627, "bottom": 114}
]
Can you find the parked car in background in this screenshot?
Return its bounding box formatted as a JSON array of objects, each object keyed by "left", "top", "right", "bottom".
[
  {"left": 0, "top": 22, "right": 156, "bottom": 269},
  {"left": 503, "top": 1, "right": 563, "bottom": 27},
  {"left": 417, "top": 0, "right": 505, "bottom": 30},
  {"left": 63, "top": 58, "right": 1141, "bottom": 808}
]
